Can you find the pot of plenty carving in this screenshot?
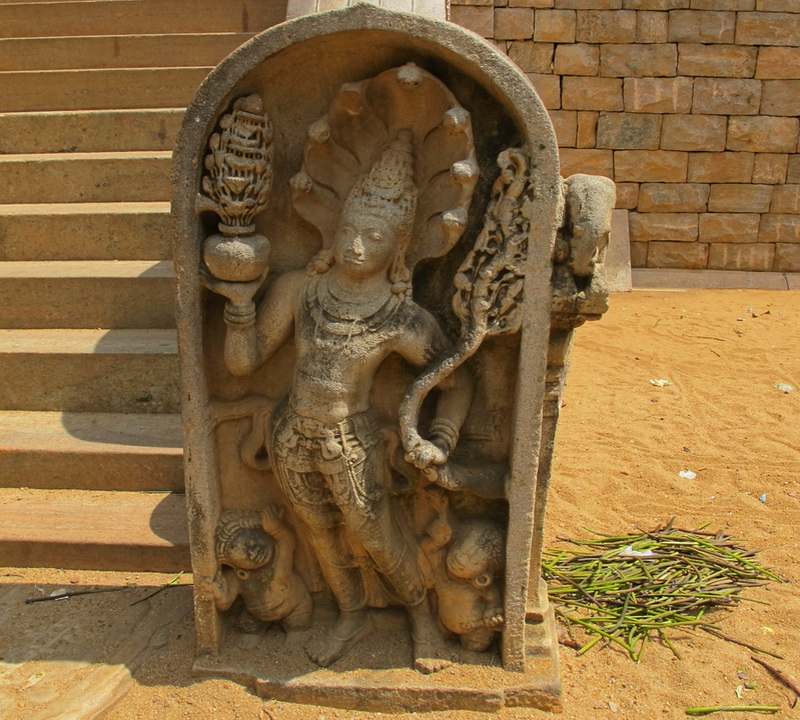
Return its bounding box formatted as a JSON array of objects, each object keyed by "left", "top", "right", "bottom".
[{"left": 203, "top": 230, "right": 270, "bottom": 283}]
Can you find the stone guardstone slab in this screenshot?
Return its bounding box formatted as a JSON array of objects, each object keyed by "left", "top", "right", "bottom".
[{"left": 172, "top": 3, "right": 615, "bottom": 712}]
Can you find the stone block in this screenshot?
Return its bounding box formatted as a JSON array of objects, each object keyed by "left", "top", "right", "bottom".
[
  {"left": 756, "top": 0, "right": 798, "bottom": 8},
  {"left": 550, "top": 110, "right": 578, "bottom": 146},
  {"left": 646, "top": 240, "right": 709, "bottom": 267},
  {"left": 708, "top": 242, "right": 774, "bottom": 271},
  {"left": 667, "top": 10, "right": 735, "bottom": 42},
  {"left": 616, "top": 150, "right": 689, "bottom": 181},
  {"left": 452, "top": 0, "right": 492, "bottom": 4},
  {"left": 708, "top": 184, "right": 772, "bottom": 212},
  {"left": 508, "top": 41, "right": 554, "bottom": 72},
  {"left": 526, "top": 73, "right": 562, "bottom": 108},
  {"left": 759, "top": 214, "right": 800, "bottom": 242},
  {"left": 753, "top": 153, "right": 788, "bottom": 184},
  {"left": 692, "top": 78, "right": 761, "bottom": 115},
  {"left": 553, "top": 43, "right": 600, "bottom": 75},
  {"left": 575, "top": 10, "right": 637, "bottom": 42},
  {"left": 562, "top": 76, "right": 624, "bottom": 110},
  {"left": 789, "top": 155, "right": 800, "bottom": 184},
  {"left": 577, "top": 111, "right": 599, "bottom": 147},
  {"left": 450, "top": 6, "right": 495, "bottom": 36},
  {"left": 638, "top": 182, "right": 710, "bottom": 211},
  {"left": 699, "top": 212, "right": 761, "bottom": 242},
  {"left": 637, "top": 11, "right": 669, "bottom": 42},
  {"left": 510, "top": 0, "right": 556, "bottom": 7},
  {"left": 624, "top": 0, "right": 688, "bottom": 8},
  {"left": 555, "top": 0, "right": 621, "bottom": 7},
  {"left": 630, "top": 211, "right": 699, "bottom": 240},
  {"left": 630, "top": 241, "right": 649, "bottom": 266},
  {"left": 494, "top": 7, "right": 534, "bottom": 38},
  {"left": 596, "top": 112, "right": 662, "bottom": 149},
  {"left": 623, "top": 77, "right": 693, "bottom": 112},
  {"left": 761, "top": 81, "right": 800, "bottom": 118},
  {"left": 559, "top": 148, "right": 615, "bottom": 176},
  {"left": 661, "top": 114, "right": 727, "bottom": 151},
  {"left": 688, "top": 152, "right": 755, "bottom": 183},
  {"left": 616, "top": 182, "right": 640, "bottom": 208},
  {"left": 600, "top": 43, "right": 677, "bottom": 76},
  {"left": 534, "top": 9, "right": 576, "bottom": 40},
  {"left": 727, "top": 117, "right": 799, "bottom": 153},
  {"left": 677, "top": 44, "right": 757, "bottom": 77},
  {"left": 691, "top": 0, "right": 754, "bottom": 8},
  {"left": 770, "top": 185, "right": 800, "bottom": 214},
  {"left": 736, "top": 12, "right": 800, "bottom": 46},
  {"left": 756, "top": 48, "right": 800, "bottom": 80},
  {"left": 774, "top": 244, "right": 800, "bottom": 271}
]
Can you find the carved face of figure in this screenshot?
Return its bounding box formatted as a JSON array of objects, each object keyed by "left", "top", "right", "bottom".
[
  {"left": 333, "top": 212, "right": 398, "bottom": 279},
  {"left": 225, "top": 528, "right": 274, "bottom": 572}
]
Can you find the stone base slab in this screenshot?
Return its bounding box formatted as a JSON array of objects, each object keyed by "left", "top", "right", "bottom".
[{"left": 193, "top": 608, "right": 562, "bottom": 713}]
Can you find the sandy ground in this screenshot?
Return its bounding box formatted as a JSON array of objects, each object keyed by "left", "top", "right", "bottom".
[{"left": 1, "top": 289, "right": 798, "bottom": 720}]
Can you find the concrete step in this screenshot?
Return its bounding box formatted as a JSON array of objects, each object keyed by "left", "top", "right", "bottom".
[
  {"left": 0, "top": 203, "right": 171, "bottom": 261},
  {"left": 0, "top": 411, "right": 183, "bottom": 491},
  {"left": 0, "top": 488, "right": 190, "bottom": 571},
  {"left": 0, "top": 328, "right": 179, "bottom": 413},
  {"left": 0, "top": 152, "right": 171, "bottom": 203},
  {"left": 0, "top": 67, "right": 212, "bottom": 111},
  {"left": 0, "top": 32, "right": 253, "bottom": 71},
  {"left": 0, "top": 0, "right": 286, "bottom": 38},
  {"left": 0, "top": 260, "right": 175, "bottom": 328},
  {"left": 0, "top": 109, "right": 183, "bottom": 153}
]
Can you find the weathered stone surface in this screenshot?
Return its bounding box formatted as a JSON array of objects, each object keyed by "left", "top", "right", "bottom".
[
  {"left": 450, "top": 5, "right": 495, "bottom": 36},
  {"left": 708, "top": 184, "right": 772, "bottom": 212},
  {"left": 756, "top": 0, "right": 798, "bottom": 9},
  {"left": 646, "top": 240, "right": 709, "bottom": 267},
  {"left": 638, "top": 182, "right": 710, "bottom": 211},
  {"left": 577, "top": 111, "right": 599, "bottom": 147},
  {"left": 661, "top": 114, "right": 727, "bottom": 151},
  {"left": 559, "top": 147, "right": 615, "bottom": 176},
  {"left": 563, "top": 76, "right": 624, "bottom": 110},
  {"left": 550, "top": 110, "right": 578, "bottom": 146},
  {"left": 494, "top": 7, "right": 534, "bottom": 38},
  {"left": 708, "top": 242, "right": 774, "bottom": 271},
  {"left": 527, "top": 73, "right": 562, "bottom": 108},
  {"left": 596, "top": 112, "right": 662, "bottom": 148},
  {"left": 510, "top": 0, "right": 557, "bottom": 6},
  {"left": 770, "top": 185, "right": 800, "bottom": 214},
  {"left": 756, "top": 47, "right": 800, "bottom": 80},
  {"left": 637, "top": 11, "right": 669, "bottom": 42},
  {"left": 556, "top": 0, "right": 621, "bottom": 7},
  {"left": 699, "top": 212, "right": 761, "bottom": 242},
  {"left": 508, "top": 40, "right": 554, "bottom": 72},
  {"left": 624, "top": 0, "right": 688, "bottom": 9},
  {"left": 554, "top": 43, "right": 600, "bottom": 75},
  {"left": 615, "top": 150, "right": 689, "bottom": 181},
  {"left": 789, "top": 155, "right": 800, "bottom": 184},
  {"left": 752, "top": 153, "right": 788, "bottom": 184},
  {"left": 600, "top": 43, "right": 677, "bottom": 76},
  {"left": 774, "top": 243, "right": 800, "bottom": 271},
  {"left": 736, "top": 12, "right": 800, "bottom": 46},
  {"left": 759, "top": 214, "right": 800, "bottom": 242},
  {"left": 667, "top": 10, "right": 735, "bottom": 43},
  {"left": 727, "top": 117, "right": 799, "bottom": 154},
  {"left": 534, "top": 9, "right": 577, "bottom": 40},
  {"left": 576, "top": 10, "right": 637, "bottom": 42},
  {"left": 615, "top": 182, "right": 640, "bottom": 208},
  {"left": 692, "top": 78, "right": 761, "bottom": 115},
  {"left": 677, "top": 43, "right": 757, "bottom": 77},
  {"left": 623, "top": 76, "right": 693, "bottom": 112},
  {"left": 629, "top": 211, "right": 699, "bottom": 240},
  {"left": 760, "top": 81, "right": 800, "bottom": 118},
  {"left": 691, "top": 0, "right": 754, "bottom": 9},
  {"left": 688, "top": 152, "right": 755, "bottom": 183},
  {"left": 630, "top": 240, "right": 649, "bottom": 266}
]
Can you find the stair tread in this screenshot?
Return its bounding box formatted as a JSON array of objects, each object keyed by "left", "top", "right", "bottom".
[
  {"left": 0, "top": 202, "right": 170, "bottom": 215},
  {"left": 0, "top": 410, "right": 182, "bottom": 454},
  {"left": 0, "top": 260, "right": 174, "bottom": 278},
  {"left": 0, "top": 150, "right": 172, "bottom": 162},
  {"left": 0, "top": 328, "right": 178, "bottom": 353}
]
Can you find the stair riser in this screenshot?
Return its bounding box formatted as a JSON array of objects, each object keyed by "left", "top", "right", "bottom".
[
  {"left": 0, "top": 209, "right": 171, "bottom": 261},
  {"left": 0, "top": 355, "right": 179, "bottom": 413},
  {"left": 0, "top": 67, "right": 210, "bottom": 112},
  {"left": 0, "top": 111, "right": 183, "bottom": 154},
  {"left": 0, "top": 34, "right": 252, "bottom": 71},
  {"left": 0, "top": 277, "right": 175, "bottom": 329},
  {"left": 0, "top": 156, "right": 171, "bottom": 203},
  {"left": 1, "top": 452, "right": 184, "bottom": 492},
  {"left": 0, "top": 0, "right": 285, "bottom": 38}
]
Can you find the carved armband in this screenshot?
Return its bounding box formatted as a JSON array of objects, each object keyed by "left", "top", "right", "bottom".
[{"left": 224, "top": 301, "right": 256, "bottom": 328}]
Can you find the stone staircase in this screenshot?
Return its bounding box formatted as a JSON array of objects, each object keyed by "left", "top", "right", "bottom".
[{"left": 0, "top": 0, "right": 287, "bottom": 572}]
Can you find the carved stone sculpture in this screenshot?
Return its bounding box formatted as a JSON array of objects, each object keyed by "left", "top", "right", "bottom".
[{"left": 172, "top": 4, "right": 614, "bottom": 712}]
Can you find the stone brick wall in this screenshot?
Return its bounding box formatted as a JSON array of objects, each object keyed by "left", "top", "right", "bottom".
[{"left": 450, "top": 0, "right": 800, "bottom": 272}]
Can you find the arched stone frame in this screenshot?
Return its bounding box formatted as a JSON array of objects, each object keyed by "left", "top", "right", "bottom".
[{"left": 171, "top": 2, "right": 562, "bottom": 673}]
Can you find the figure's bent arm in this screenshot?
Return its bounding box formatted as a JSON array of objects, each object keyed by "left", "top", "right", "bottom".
[{"left": 224, "top": 270, "right": 305, "bottom": 376}]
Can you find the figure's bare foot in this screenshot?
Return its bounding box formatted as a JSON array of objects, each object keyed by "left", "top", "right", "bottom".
[
  {"left": 408, "top": 597, "right": 452, "bottom": 674},
  {"left": 306, "top": 610, "right": 371, "bottom": 667},
  {"left": 413, "top": 638, "right": 453, "bottom": 674}
]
